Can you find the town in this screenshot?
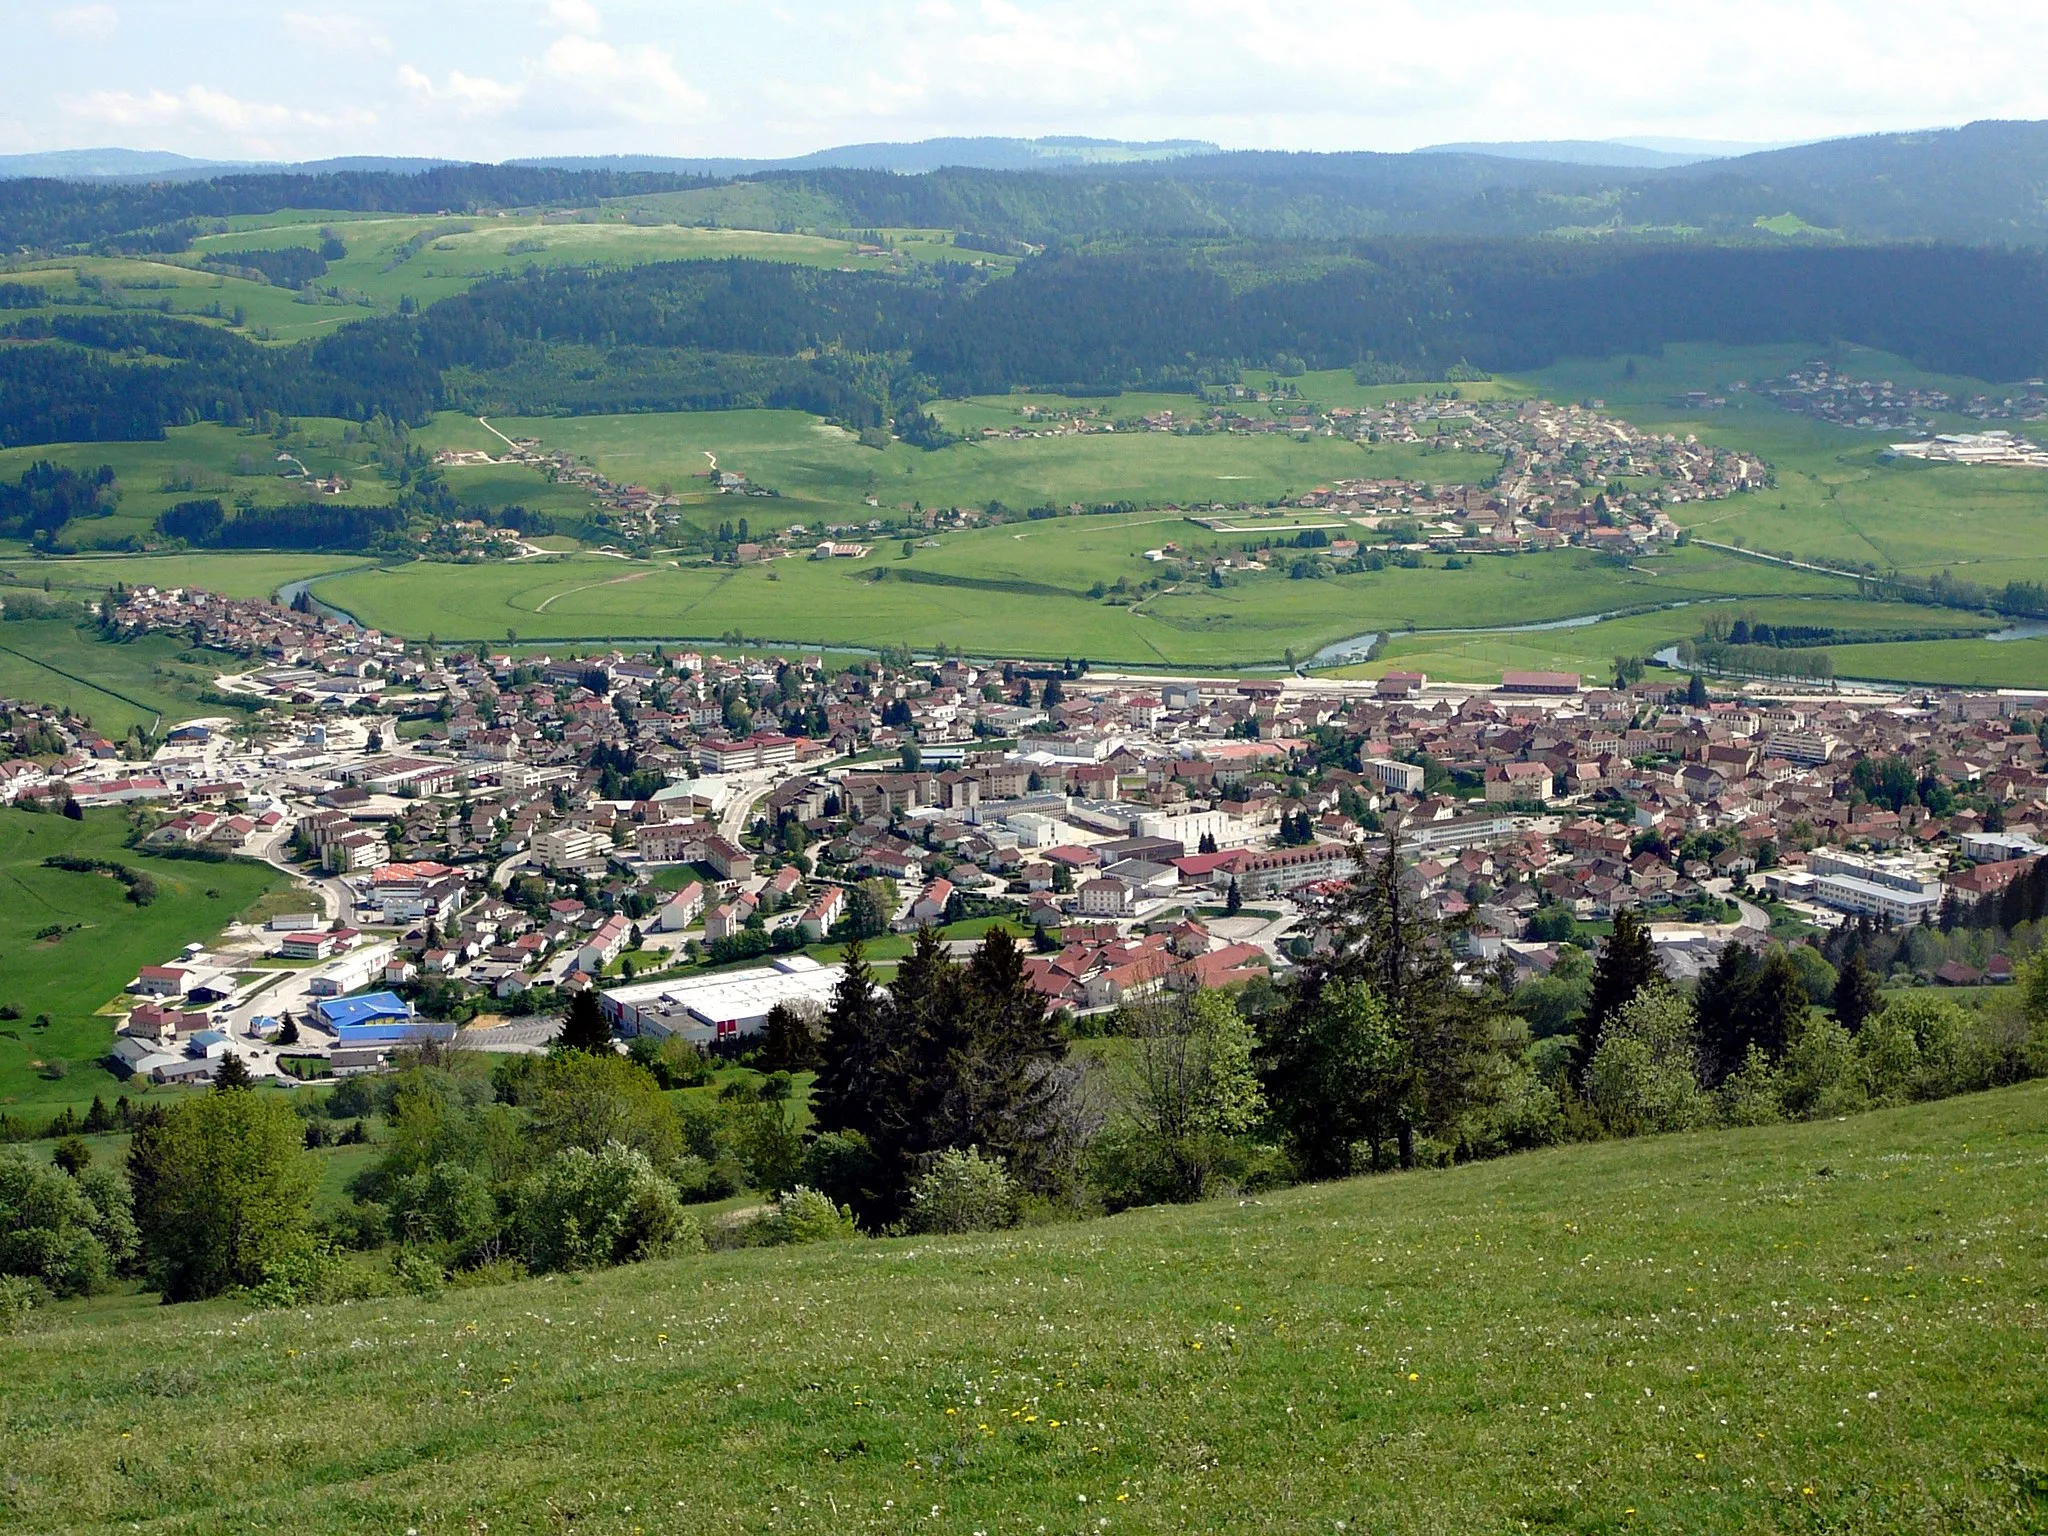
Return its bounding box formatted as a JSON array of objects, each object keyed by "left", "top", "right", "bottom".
[{"left": 3, "top": 577, "right": 2042, "bottom": 1089}]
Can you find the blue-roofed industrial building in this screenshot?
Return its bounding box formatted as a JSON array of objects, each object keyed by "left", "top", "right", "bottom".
[{"left": 314, "top": 991, "right": 459, "bottom": 1049}]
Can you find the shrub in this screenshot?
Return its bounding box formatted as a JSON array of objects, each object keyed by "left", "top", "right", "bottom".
[
  {"left": 1585, "top": 988, "right": 1710, "bottom": 1136},
  {"left": 1778, "top": 1013, "right": 1863, "bottom": 1118},
  {"left": 1857, "top": 994, "right": 1994, "bottom": 1103},
  {"left": 0, "top": 1274, "right": 46, "bottom": 1334},
  {"left": 514, "top": 1143, "right": 700, "bottom": 1274},
  {"left": 0, "top": 1152, "right": 137, "bottom": 1298},
  {"left": 756, "top": 1186, "right": 859, "bottom": 1246},
  {"left": 1716, "top": 1044, "right": 1787, "bottom": 1127},
  {"left": 391, "top": 1248, "right": 447, "bottom": 1296},
  {"left": 905, "top": 1148, "right": 1018, "bottom": 1235},
  {"left": 387, "top": 1161, "right": 499, "bottom": 1253}
]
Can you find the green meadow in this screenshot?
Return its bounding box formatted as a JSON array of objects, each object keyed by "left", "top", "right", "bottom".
[
  {"left": 2, "top": 1079, "right": 2043, "bottom": 1533},
  {"left": 0, "top": 419, "right": 400, "bottom": 549},
  {"left": 1322, "top": 597, "right": 2015, "bottom": 687},
  {"left": 1523, "top": 342, "right": 2048, "bottom": 588},
  {"left": 418, "top": 403, "right": 1486, "bottom": 529},
  {"left": 4, "top": 215, "right": 999, "bottom": 345},
  {"left": 311, "top": 535, "right": 1849, "bottom": 665},
  {"left": 1, "top": 551, "right": 372, "bottom": 602},
  {"left": 0, "top": 808, "right": 282, "bottom": 1117},
  {"left": 0, "top": 620, "right": 243, "bottom": 734}
]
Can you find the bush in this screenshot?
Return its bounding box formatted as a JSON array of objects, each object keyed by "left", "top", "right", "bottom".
[
  {"left": 391, "top": 1248, "right": 447, "bottom": 1296},
  {"left": 904, "top": 1148, "right": 1018, "bottom": 1235},
  {"left": 0, "top": 1274, "right": 46, "bottom": 1334},
  {"left": 1716, "top": 1044, "right": 1787, "bottom": 1127},
  {"left": 242, "top": 1243, "right": 377, "bottom": 1308},
  {"left": 0, "top": 1152, "right": 137, "bottom": 1298},
  {"left": 755, "top": 1186, "right": 859, "bottom": 1246},
  {"left": 513, "top": 1143, "right": 700, "bottom": 1274},
  {"left": 1858, "top": 994, "right": 1994, "bottom": 1103},
  {"left": 1585, "top": 988, "right": 1711, "bottom": 1136}
]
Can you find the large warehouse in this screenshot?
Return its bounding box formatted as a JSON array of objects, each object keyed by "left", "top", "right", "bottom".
[{"left": 599, "top": 956, "right": 844, "bottom": 1046}]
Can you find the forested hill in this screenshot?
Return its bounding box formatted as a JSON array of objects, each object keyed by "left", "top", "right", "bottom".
[
  {"left": 16, "top": 120, "right": 2048, "bottom": 254},
  {"left": 0, "top": 165, "right": 718, "bottom": 253},
  {"left": 8, "top": 241, "right": 2048, "bottom": 448}
]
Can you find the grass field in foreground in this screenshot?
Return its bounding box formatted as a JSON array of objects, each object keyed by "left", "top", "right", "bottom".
[
  {"left": 0, "top": 808, "right": 282, "bottom": 1116},
  {"left": 311, "top": 536, "right": 1849, "bottom": 665},
  {"left": 4, "top": 1082, "right": 2043, "bottom": 1533}
]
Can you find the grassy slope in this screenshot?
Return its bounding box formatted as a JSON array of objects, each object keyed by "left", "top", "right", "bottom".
[
  {"left": 1320, "top": 597, "right": 2010, "bottom": 685},
  {"left": 0, "top": 420, "right": 398, "bottom": 549},
  {"left": 0, "top": 550, "right": 370, "bottom": 601},
  {"left": 0, "top": 808, "right": 281, "bottom": 1115},
  {"left": 3, "top": 1082, "right": 2043, "bottom": 1533},
  {"left": 0, "top": 620, "right": 245, "bottom": 735}
]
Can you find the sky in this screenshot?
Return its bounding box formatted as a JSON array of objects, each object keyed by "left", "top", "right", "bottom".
[{"left": 9, "top": 0, "right": 2048, "bottom": 164}]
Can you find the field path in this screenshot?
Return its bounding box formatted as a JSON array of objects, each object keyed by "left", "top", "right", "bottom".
[{"left": 534, "top": 570, "right": 653, "bottom": 613}]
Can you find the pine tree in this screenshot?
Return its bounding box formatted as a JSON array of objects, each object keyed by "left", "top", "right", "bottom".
[
  {"left": 1268, "top": 830, "right": 1511, "bottom": 1169},
  {"left": 1224, "top": 878, "right": 1243, "bottom": 916},
  {"left": 812, "top": 942, "right": 890, "bottom": 1146},
  {"left": 553, "top": 990, "right": 614, "bottom": 1055},
  {"left": 1831, "top": 947, "right": 1883, "bottom": 1034},
  {"left": 1576, "top": 908, "right": 1658, "bottom": 1079},
  {"left": 212, "top": 1052, "right": 254, "bottom": 1091}
]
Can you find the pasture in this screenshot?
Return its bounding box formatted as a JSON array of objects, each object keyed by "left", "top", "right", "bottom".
[
  {"left": 418, "top": 404, "right": 1486, "bottom": 531},
  {"left": 311, "top": 534, "right": 1851, "bottom": 666},
  {"left": 1322, "top": 597, "right": 2014, "bottom": 687},
  {"left": 0, "top": 808, "right": 282, "bottom": 1117},
  {"left": 2, "top": 1079, "right": 2042, "bottom": 1533},
  {"left": 1524, "top": 342, "right": 2048, "bottom": 589},
  {"left": 0, "top": 619, "right": 252, "bottom": 734},
  {"left": 0, "top": 419, "right": 400, "bottom": 549}
]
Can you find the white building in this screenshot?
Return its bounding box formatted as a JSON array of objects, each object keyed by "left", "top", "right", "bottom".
[{"left": 600, "top": 956, "right": 843, "bottom": 1047}]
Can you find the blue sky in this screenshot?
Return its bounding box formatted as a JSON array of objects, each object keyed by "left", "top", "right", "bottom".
[{"left": 9, "top": 0, "right": 2048, "bottom": 162}]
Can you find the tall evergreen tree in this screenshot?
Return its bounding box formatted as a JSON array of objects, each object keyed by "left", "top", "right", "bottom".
[
  {"left": 553, "top": 990, "right": 614, "bottom": 1056},
  {"left": 812, "top": 941, "right": 890, "bottom": 1147},
  {"left": 1576, "top": 908, "right": 1658, "bottom": 1079},
  {"left": 1831, "top": 946, "right": 1884, "bottom": 1034},
  {"left": 1266, "top": 831, "right": 1511, "bottom": 1169}
]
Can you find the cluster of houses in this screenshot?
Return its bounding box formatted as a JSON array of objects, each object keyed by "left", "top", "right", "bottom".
[{"left": 1755, "top": 362, "right": 2048, "bottom": 433}]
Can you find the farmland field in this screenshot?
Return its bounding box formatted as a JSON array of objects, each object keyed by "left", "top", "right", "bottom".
[
  {"left": 0, "top": 808, "right": 283, "bottom": 1118},
  {"left": 2, "top": 1079, "right": 2043, "bottom": 1532},
  {"left": 4, "top": 217, "right": 1002, "bottom": 345},
  {"left": 0, "top": 550, "right": 373, "bottom": 601},
  {"left": 417, "top": 403, "right": 1487, "bottom": 530},
  {"left": 1524, "top": 342, "right": 2048, "bottom": 589},
  {"left": 1321, "top": 598, "right": 2015, "bottom": 686},
  {"left": 0, "top": 619, "right": 247, "bottom": 734},
  {"left": 0, "top": 419, "right": 400, "bottom": 549},
  {"left": 311, "top": 535, "right": 1853, "bottom": 666}
]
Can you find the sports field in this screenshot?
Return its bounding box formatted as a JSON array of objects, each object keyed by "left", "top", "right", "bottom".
[{"left": 3, "top": 1078, "right": 2041, "bottom": 1533}]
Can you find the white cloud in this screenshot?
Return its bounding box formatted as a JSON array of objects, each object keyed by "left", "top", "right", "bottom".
[
  {"left": 545, "top": 0, "right": 604, "bottom": 34},
  {"left": 47, "top": 4, "right": 117, "bottom": 42},
  {"left": 283, "top": 12, "right": 394, "bottom": 55},
  {"left": 61, "top": 84, "right": 374, "bottom": 157},
  {"left": 400, "top": 32, "right": 705, "bottom": 133}
]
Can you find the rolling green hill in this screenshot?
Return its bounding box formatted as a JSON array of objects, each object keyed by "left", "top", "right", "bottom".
[{"left": 3, "top": 1081, "right": 2042, "bottom": 1533}]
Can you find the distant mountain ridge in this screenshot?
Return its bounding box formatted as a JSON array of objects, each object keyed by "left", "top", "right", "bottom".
[{"left": 9, "top": 120, "right": 2048, "bottom": 247}]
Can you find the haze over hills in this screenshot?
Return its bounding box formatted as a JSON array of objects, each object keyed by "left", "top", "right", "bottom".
[{"left": 1415, "top": 138, "right": 1781, "bottom": 169}]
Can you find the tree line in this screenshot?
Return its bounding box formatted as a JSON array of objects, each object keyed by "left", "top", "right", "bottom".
[{"left": 12, "top": 241, "right": 2048, "bottom": 452}]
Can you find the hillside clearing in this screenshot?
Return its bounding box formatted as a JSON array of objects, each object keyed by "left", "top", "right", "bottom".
[{"left": 3, "top": 1082, "right": 2043, "bottom": 1533}]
